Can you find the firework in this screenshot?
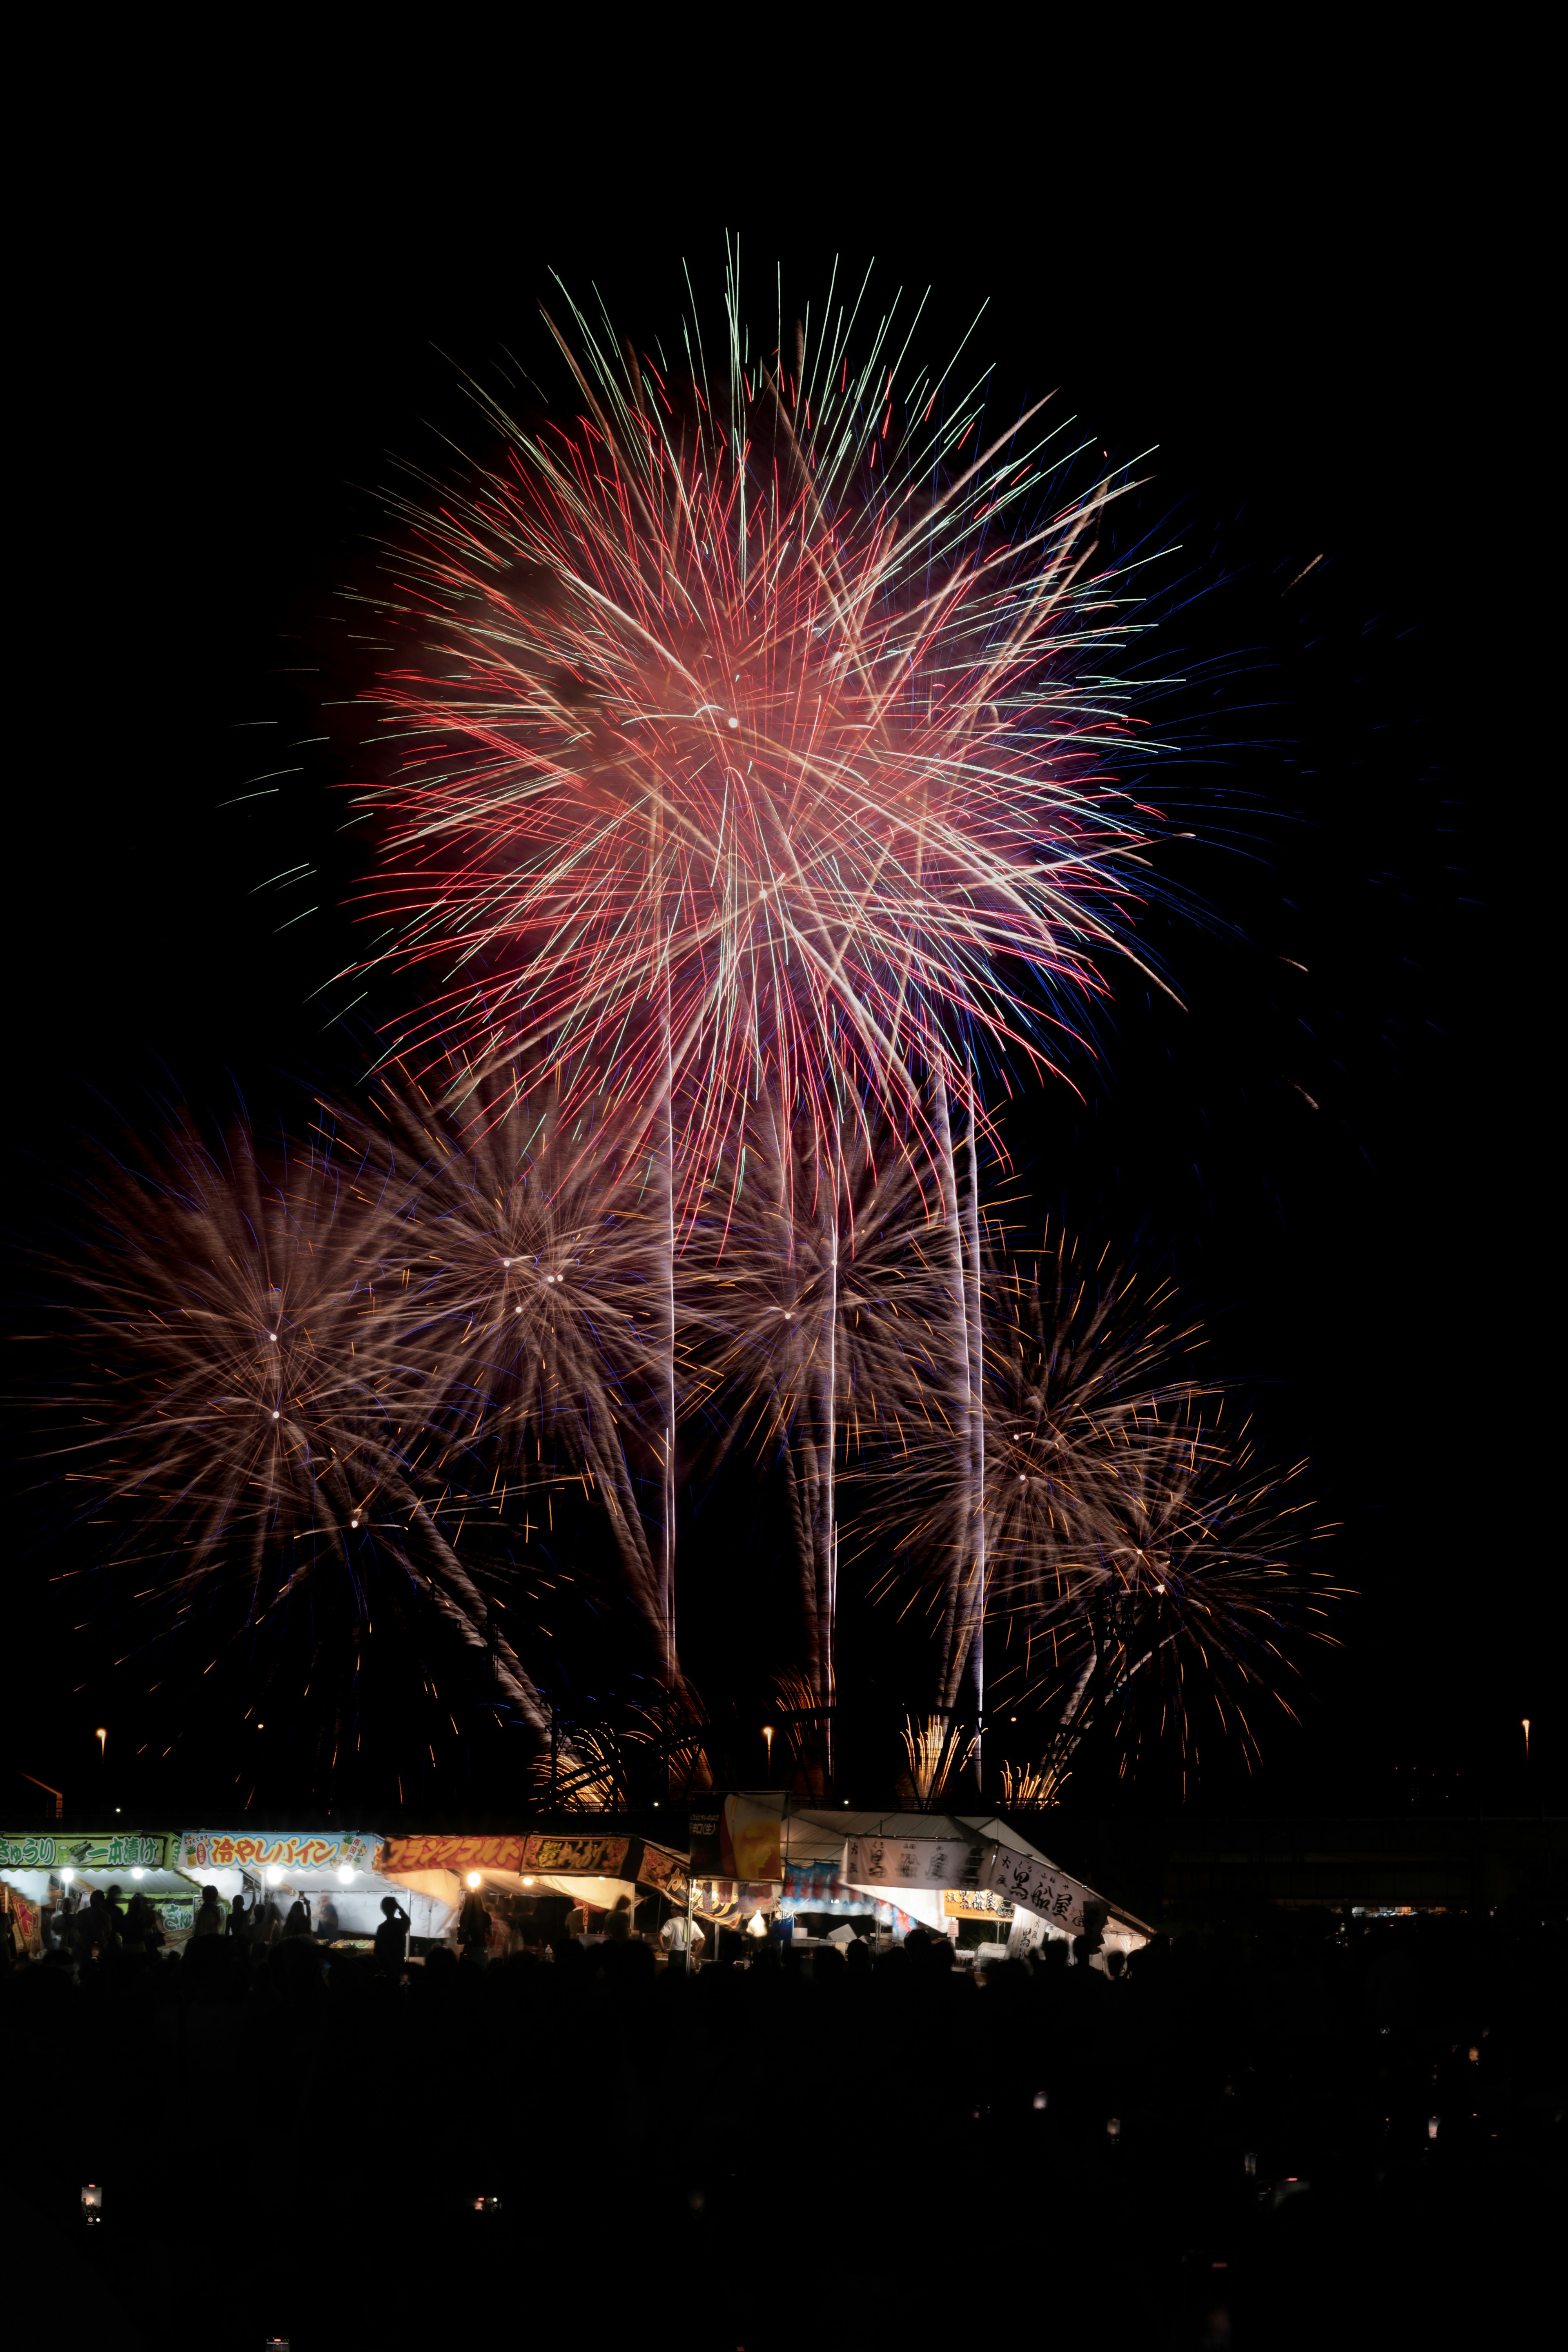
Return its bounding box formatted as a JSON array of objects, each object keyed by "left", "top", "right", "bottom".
[
  {"left": 45, "top": 1114, "right": 551, "bottom": 1733},
  {"left": 871, "top": 1231, "right": 1335, "bottom": 1786},
  {"left": 343, "top": 264, "right": 1165, "bottom": 1197},
  {"left": 343, "top": 1073, "right": 690, "bottom": 1690}
]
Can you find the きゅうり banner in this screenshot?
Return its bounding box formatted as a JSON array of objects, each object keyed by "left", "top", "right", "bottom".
[{"left": 2, "top": 1832, "right": 166, "bottom": 1871}]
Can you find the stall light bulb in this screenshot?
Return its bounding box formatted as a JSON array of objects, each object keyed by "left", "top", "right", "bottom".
[
  {"left": 336, "top": 1865, "right": 355, "bottom": 1884},
  {"left": 466, "top": 1871, "right": 483, "bottom": 1890},
  {"left": 60, "top": 1867, "right": 76, "bottom": 1884},
  {"left": 131, "top": 1867, "right": 145, "bottom": 1880},
  {"left": 522, "top": 1876, "right": 535, "bottom": 1886},
  {"left": 266, "top": 1865, "right": 284, "bottom": 1888}
]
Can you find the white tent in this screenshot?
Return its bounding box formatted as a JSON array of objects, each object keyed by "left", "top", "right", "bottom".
[{"left": 710, "top": 1794, "right": 1154, "bottom": 1956}]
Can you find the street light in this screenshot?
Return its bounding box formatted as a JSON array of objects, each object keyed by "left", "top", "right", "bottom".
[
  {"left": 95, "top": 1728, "right": 107, "bottom": 1759},
  {"left": 761, "top": 1725, "right": 774, "bottom": 1777}
]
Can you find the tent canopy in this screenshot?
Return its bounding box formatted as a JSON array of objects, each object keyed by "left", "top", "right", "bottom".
[{"left": 697, "top": 1794, "right": 1155, "bottom": 1946}]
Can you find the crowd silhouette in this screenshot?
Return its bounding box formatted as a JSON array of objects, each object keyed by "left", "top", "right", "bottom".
[{"left": 2, "top": 1898, "right": 1560, "bottom": 2345}]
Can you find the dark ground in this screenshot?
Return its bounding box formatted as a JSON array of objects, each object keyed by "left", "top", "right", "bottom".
[{"left": 4, "top": 1906, "right": 1561, "bottom": 2346}]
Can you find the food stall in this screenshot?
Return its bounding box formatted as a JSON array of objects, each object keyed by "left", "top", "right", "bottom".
[
  {"left": 378, "top": 1831, "right": 690, "bottom": 1950},
  {"left": 687, "top": 1795, "right": 1154, "bottom": 1965},
  {"left": 2, "top": 1829, "right": 194, "bottom": 1949},
  {"left": 173, "top": 1828, "right": 453, "bottom": 1945}
]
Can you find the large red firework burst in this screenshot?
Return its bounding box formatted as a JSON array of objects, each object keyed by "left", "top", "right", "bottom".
[{"left": 344, "top": 269, "right": 1166, "bottom": 1196}]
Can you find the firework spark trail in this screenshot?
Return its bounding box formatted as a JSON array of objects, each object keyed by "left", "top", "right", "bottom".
[
  {"left": 44, "top": 1116, "right": 552, "bottom": 1732},
  {"left": 342, "top": 1073, "right": 693, "bottom": 1692}
]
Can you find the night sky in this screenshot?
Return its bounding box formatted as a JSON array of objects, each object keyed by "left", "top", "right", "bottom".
[{"left": 7, "top": 93, "right": 1549, "bottom": 1822}]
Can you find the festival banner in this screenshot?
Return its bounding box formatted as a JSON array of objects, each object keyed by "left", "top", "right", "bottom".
[
  {"left": 689, "top": 1797, "right": 781, "bottom": 1882},
  {"left": 841, "top": 1834, "right": 980, "bottom": 1893},
  {"left": 520, "top": 1833, "right": 630, "bottom": 1878},
  {"left": 979, "top": 1845, "right": 1100, "bottom": 1938},
  {"left": 630, "top": 1841, "right": 689, "bottom": 1904},
  {"left": 1, "top": 1831, "right": 166, "bottom": 1872},
  {"left": 379, "top": 1835, "right": 525, "bottom": 1875},
  {"left": 177, "top": 1830, "right": 376, "bottom": 1874}
]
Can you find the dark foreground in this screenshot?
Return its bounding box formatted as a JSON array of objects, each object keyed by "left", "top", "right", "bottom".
[{"left": 3, "top": 1907, "right": 1561, "bottom": 2347}]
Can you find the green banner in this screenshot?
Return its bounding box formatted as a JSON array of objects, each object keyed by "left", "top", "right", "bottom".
[{"left": 0, "top": 1831, "right": 167, "bottom": 1872}]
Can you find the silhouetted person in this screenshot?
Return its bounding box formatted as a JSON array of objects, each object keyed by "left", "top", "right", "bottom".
[
  {"left": 82, "top": 1889, "right": 114, "bottom": 1954},
  {"left": 226, "top": 1893, "right": 252, "bottom": 1946},
  {"left": 458, "top": 1887, "right": 490, "bottom": 1962},
  {"left": 317, "top": 1893, "right": 341, "bottom": 1941},
  {"left": 374, "top": 1895, "right": 411, "bottom": 1976},
  {"left": 603, "top": 1893, "right": 633, "bottom": 1943},
  {"left": 192, "top": 1885, "right": 226, "bottom": 1939},
  {"left": 281, "top": 1898, "right": 311, "bottom": 1940}
]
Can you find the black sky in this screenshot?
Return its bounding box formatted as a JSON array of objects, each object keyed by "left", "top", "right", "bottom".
[{"left": 7, "top": 69, "right": 1550, "bottom": 1817}]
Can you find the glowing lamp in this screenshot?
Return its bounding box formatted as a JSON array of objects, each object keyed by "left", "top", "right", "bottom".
[
  {"left": 266, "top": 1865, "right": 284, "bottom": 1888},
  {"left": 1032, "top": 2091, "right": 1048, "bottom": 2111},
  {"left": 336, "top": 1865, "right": 355, "bottom": 1884},
  {"left": 522, "top": 1875, "right": 535, "bottom": 1886},
  {"left": 466, "top": 1871, "right": 483, "bottom": 1890},
  {"left": 60, "top": 1867, "right": 76, "bottom": 1884},
  {"left": 131, "top": 1867, "right": 145, "bottom": 1881},
  {"left": 1106, "top": 2116, "right": 1122, "bottom": 2141},
  {"left": 81, "top": 2183, "right": 103, "bottom": 2225}
]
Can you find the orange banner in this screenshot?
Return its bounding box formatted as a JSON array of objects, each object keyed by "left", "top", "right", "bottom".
[
  {"left": 379, "top": 1833, "right": 635, "bottom": 1880},
  {"left": 379, "top": 1835, "right": 526, "bottom": 1874},
  {"left": 521, "top": 1833, "right": 630, "bottom": 1877}
]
